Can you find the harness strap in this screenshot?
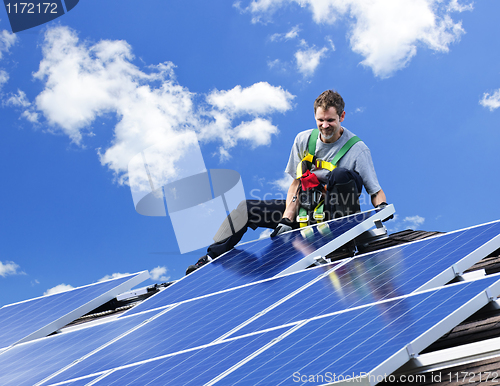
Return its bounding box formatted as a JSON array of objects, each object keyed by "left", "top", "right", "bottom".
[
  {"left": 308, "top": 128, "right": 319, "bottom": 155},
  {"left": 297, "top": 206, "right": 309, "bottom": 228},
  {"left": 297, "top": 200, "right": 325, "bottom": 227},
  {"left": 295, "top": 129, "right": 362, "bottom": 226},
  {"left": 296, "top": 129, "right": 362, "bottom": 179},
  {"left": 330, "top": 135, "right": 362, "bottom": 165}
]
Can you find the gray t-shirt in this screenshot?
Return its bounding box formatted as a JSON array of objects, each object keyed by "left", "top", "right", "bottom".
[{"left": 285, "top": 127, "right": 382, "bottom": 196}]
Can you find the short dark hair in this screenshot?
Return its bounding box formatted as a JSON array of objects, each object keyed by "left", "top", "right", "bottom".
[{"left": 314, "top": 90, "right": 345, "bottom": 116}]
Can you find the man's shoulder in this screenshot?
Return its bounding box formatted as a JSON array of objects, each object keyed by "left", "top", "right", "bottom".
[
  {"left": 293, "top": 128, "right": 315, "bottom": 147},
  {"left": 342, "top": 128, "right": 369, "bottom": 151},
  {"left": 294, "top": 128, "right": 315, "bottom": 140}
]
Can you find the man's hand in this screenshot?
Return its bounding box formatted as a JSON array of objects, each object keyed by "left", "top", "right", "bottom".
[
  {"left": 271, "top": 218, "right": 294, "bottom": 238},
  {"left": 376, "top": 202, "right": 394, "bottom": 222}
]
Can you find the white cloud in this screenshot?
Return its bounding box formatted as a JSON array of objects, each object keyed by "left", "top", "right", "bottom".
[
  {"left": 240, "top": 0, "right": 470, "bottom": 78},
  {"left": 0, "top": 29, "right": 17, "bottom": 60},
  {"left": 233, "top": 118, "right": 279, "bottom": 148},
  {"left": 201, "top": 82, "right": 294, "bottom": 156},
  {"left": 270, "top": 25, "right": 301, "bottom": 41},
  {"left": 44, "top": 283, "right": 74, "bottom": 295},
  {"left": 267, "top": 58, "right": 290, "bottom": 73},
  {"left": 0, "top": 260, "right": 23, "bottom": 277},
  {"left": 480, "top": 89, "right": 500, "bottom": 111},
  {"left": 448, "top": 0, "right": 473, "bottom": 12},
  {"left": 206, "top": 82, "right": 294, "bottom": 117},
  {"left": 259, "top": 228, "right": 273, "bottom": 239},
  {"left": 150, "top": 266, "right": 170, "bottom": 282},
  {"left": 4, "top": 89, "right": 40, "bottom": 122},
  {"left": 386, "top": 214, "right": 425, "bottom": 232},
  {"left": 0, "top": 69, "right": 7, "bottom": 89},
  {"left": 5, "top": 89, "right": 31, "bottom": 107},
  {"left": 27, "top": 26, "right": 294, "bottom": 184},
  {"left": 403, "top": 215, "right": 425, "bottom": 229},
  {"left": 270, "top": 172, "right": 293, "bottom": 192},
  {"left": 267, "top": 58, "right": 281, "bottom": 69},
  {"left": 98, "top": 272, "right": 130, "bottom": 282},
  {"left": 21, "top": 109, "right": 40, "bottom": 123},
  {"left": 325, "top": 36, "right": 335, "bottom": 51},
  {"left": 0, "top": 28, "right": 17, "bottom": 90},
  {"left": 295, "top": 41, "right": 329, "bottom": 77}
]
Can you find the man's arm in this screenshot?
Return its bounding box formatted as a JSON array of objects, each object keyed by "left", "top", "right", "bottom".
[
  {"left": 270, "top": 178, "right": 300, "bottom": 238},
  {"left": 282, "top": 178, "right": 300, "bottom": 221},
  {"left": 371, "top": 189, "right": 387, "bottom": 207}
]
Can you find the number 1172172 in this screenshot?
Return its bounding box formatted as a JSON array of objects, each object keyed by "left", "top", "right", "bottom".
[{"left": 5, "top": 3, "right": 58, "bottom": 14}]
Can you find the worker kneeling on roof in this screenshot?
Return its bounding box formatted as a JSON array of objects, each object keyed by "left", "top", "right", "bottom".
[{"left": 186, "top": 89, "right": 388, "bottom": 275}]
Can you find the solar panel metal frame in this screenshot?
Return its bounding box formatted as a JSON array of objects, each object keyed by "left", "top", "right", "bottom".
[{"left": 0, "top": 271, "right": 149, "bottom": 350}]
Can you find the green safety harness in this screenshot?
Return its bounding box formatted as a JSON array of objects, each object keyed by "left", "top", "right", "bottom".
[{"left": 296, "top": 129, "right": 361, "bottom": 228}]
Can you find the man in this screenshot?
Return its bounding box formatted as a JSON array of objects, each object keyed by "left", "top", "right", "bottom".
[{"left": 186, "top": 90, "right": 387, "bottom": 274}]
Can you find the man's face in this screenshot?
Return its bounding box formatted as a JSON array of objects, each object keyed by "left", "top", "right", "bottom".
[{"left": 315, "top": 106, "right": 345, "bottom": 143}]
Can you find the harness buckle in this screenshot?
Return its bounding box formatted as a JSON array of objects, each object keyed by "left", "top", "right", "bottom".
[
  {"left": 297, "top": 214, "right": 309, "bottom": 223},
  {"left": 313, "top": 212, "right": 325, "bottom": 221}
]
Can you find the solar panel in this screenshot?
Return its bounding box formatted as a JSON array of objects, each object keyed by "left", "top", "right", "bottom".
[
  {"left": 3, "top": 216, "right": 500, "bottom": 386},
  {"left": 214, "top": 275, "right": 500, "bottom": 386},
  {"left": 42, "top": 267, "right": 330, "bottom": 384},
  {"left": 54, "top": 377, "right": 100, "bottom": 386},
  {"left": 67, "top": 327, "right": 290, "bottom": 386},
  {"left": 0, "top": 271, "right": 149, "bottom": 350},
  {"left": 234, "top": 219, "right": 500, "bottom": 335},
  {"left": 124, "top": 205, "right": 395, "bottom": 316},
  {"left": 0, "top": 311, "right": 155, "bottom": 386},
  {"left": 38, "top": 215, "right": 500, "bottom": 385},
  {"left": 46, "top": 274, "right": 500, "bottom": 386}
]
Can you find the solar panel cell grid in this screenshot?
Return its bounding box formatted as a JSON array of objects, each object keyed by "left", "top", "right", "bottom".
[
  {"left": 0, "top": 312, "right": 153, "bottom": 386},
  {"left": 233, "top": 221, "right": 500, "bottom": 336},
  {"left": 0, "top": 272, "right": 148, "bottom": 349},
  {"left": 85, "top": 328, "right": 288, "bottom": 386},
  {"left": 3, "top": 217, "right": 499, "bottom": 386},
  {"left": 45, "top": 269, "right": 324, "bottom": 384},
  {"left": 124, "top": 208, "right": 390, "bottom": 316},
  {"left": 50, "top": 376, "right": 99, "bottom": 386},
  {"left": 220, "top": 276, "right": 500, "bottom": 386}
]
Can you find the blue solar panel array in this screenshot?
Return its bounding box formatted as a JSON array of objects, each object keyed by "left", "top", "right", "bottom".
[
  {"left": 43, "top": 269, "right": 325, "bottom": 384},
  {"left": 0, "top": 311, "right": 155, "bottom": 386},
  {"left": 125, "top": 206, "right": 394, "bottom": 316},
  {"left": 235, "top": 220, "right": 500, "bottom": 335},
  {"left": 220, "top": 276, "right": 500, "bottom": 386},
  {"left": 46, "top": 275, "right": 500, "bottom": 386},
  {"left": 0, "top": 271, "right": 148, "bottom": 349},
  {"left": 83, "top": 327, "right": 290, "bottom": 386},
  {"left": 2, "top": 217, "right": 500, "bottom": 386}
]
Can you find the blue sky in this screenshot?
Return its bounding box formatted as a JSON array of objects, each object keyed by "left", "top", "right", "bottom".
[{"left": 1, "top": 0, "right": 499, "bottom": 305}]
